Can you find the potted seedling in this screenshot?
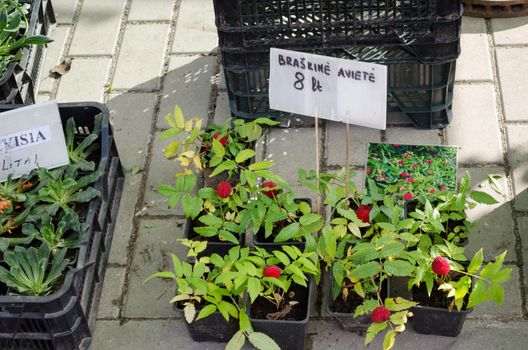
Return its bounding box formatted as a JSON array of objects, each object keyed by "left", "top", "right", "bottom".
[
  {"left": 160, "top": 105, "right": 278, "bottom": 188},
  {"left": 246, "top": 181, "right": 323, "bottom": 252},
  {"left": 409, "top": 243, "right": 511, "bottom": 337}
]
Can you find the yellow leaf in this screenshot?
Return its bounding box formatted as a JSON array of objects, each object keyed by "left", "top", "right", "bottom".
[
  {"left": 181, "top": 150, "right": 195, "bottom": 159},
  {"left": 193, "top": 155, "right": 203, "bottom": 170},
  {"left": 174, "top": 105, "right": 185, "bottom": 128},
  {"left": 394, "top": 324, "right": 405, "bottom": 333},
  {"left": 225, "top": 211, "right": 236, "bottom": 221},
  {"left": 183, "top": 303, "right": 196, "bottom": 323},
  {"left": 183, "top": 168, "right": 193, "bottom": 175},
  {"left": 184, "top": 119, "right": 194, "bottom": 132},
  {"left": 178, "top": 156, "right": 190, "bottom": 167}
]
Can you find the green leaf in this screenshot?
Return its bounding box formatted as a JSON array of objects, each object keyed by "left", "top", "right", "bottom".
[
  {"left": 248, "top": 161, "right": 275, "bottom": 171},
  {"left": 196, "top": 305, "right": 217, "bottom": 320},
  {"left": 182, "top": 195, "right": 202, "bottom": 219},
  {"left": 350, "top": 261, "right": 382, "bottom": 280},
  {"left": 470, "top": 191, "right": 498, "bottom": 205},
  {"left": 385, "top": 297, "right": 418, "bottom": 312},
  {"left": 239, "top": 309, "right": 252, "bottom": 332},
  {"left": 467, "top": 249, "right": 484, "bottom": 275},
  {"left": 378, "top": 242, "right": 405, "bottom": 258},
  {"left": 273, "top": 222, "right": 301, "bottom": 243},
  {"left": 212, "top": 138, "right": 225, "bottom": 157},
  {"left": 226, "top": 331, "right": 246, "bottom": 350},
  {"left": 198, "top": 214, "right": 223, "bottom": 228},
  {"left": 365, "top": 322, "right": 387, "bottom": 346},
  {"left": 218, "top": 230, "right": 240, "bottom": 245},
  {"left": 210, "top": 160, "right": 237, "bottom": 177},
  {"left": 383, "top": 260, "right": 415, "bottom": 277},
  {"left": 248, "top": 332, "right": 281, "bottom": 350},
  {"left": 235, "top": 149, "right": 256, "bottom": 164},
  {"left": 252, "top": 117, "right": 280, "bottom": 126},
  {"left": 247, "top": 277, "right": 261, "bottom": 303},
  {"left": 383, "top": 330, "right": 396, "bottom": 350},
  {"left": 273, "top": 250, "right": 290, "bottom": 266}
]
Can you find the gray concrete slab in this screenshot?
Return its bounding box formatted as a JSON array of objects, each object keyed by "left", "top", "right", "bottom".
[
  {"left": 53, "top": 0, "right": 78, "bottom": 24},
  {"left": 492, "top": 18, "right": 528, "bottom": 45},
  {"left": 326, "top": 122, "right": 381, "bottom": 167},
  {"left": 97, "top": 267, "right": 127, "bottom": 319},
  {"left": 38, "top": 26, "right": 70, "bottom": 93},
  {"left": 123, "top": 218, "right": 188, "bottom": 318},
  {"left": 128, "top": 0, "right": 175, "bottom": 21},
  {"left": 496, "top": 48, "right": 528, "bottom": 122},
  {"left": 171, "top": 0, "right": 218, "bottom": 54},
  {"left": 55, "top": 58, "right": 111, "bottom": 102},
  {"left": 112, "top": 24, "right": 170, "bottom": 91},
  {"left": 506, "top": 125, "right": 528, "bottom": 211},
  {"left": 456, "top": 18, "right": 493, "bottom": 82}
]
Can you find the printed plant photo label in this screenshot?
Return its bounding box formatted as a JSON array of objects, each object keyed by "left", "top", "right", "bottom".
[{"left": 365, "top": 143, "right": 458, "bottom": 201}]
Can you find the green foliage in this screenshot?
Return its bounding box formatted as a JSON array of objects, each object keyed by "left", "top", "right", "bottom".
[
  {"left": 0, "top": 243, "right": 69, "bottom": 295},
  {"left": 0, "top": 0, "right": 53, "bottom": 76},
  {"left": 64, "top": 115, "right": 102, "bottom": 173}
]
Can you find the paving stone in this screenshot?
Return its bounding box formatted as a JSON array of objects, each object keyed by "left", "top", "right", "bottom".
[
  {"left": 308, "top": 319, "right": 528, "bottom": 350},
  {"left": 213, "top": 90, "right": 231, "bottom": 126},
  {"left": 112, "top": 24, "right": 170, "bottom": 91},
  {"left": 217, "top": 65, "right": 226, "bottom": 90},
  {"left": 55, "top": 58, "right": 110, "bottom": 102},
  {"left": 385, "top": 127, "right": 441, "bottom": 146},
  {"left": 69, "top": 0, "right": 125, "bottom": 55},
  {"left": 506, "top": 125, "right": 528, "bottom": 210},
  {"left": 97, "top": 267, "right": 127, "bottom": 319},
  {"left": 492, "top": 17, "right": 528, "bottom": 45},
  {"left": 39, "top": 26, "right": 70, "bottom": 93},
  {"left": 123, "top": 218, "right": 188, "bottom": 318},
  {"left": 456, "top": 18, "right": 493, "bottom": 81},
  {"left": 108, "top": 173, "right": 142, "bottom": 265},
  {"left": 470, "top": 266, "right": 523, "bottom": 320},
  {"left": 157, "top": 55, "right": 216, "bottom": 128},
  {"left": 36, "top": 94, "right": 50, "bottom": 103},
  {"left": 107, "top": 92, "right": 156, "bottom": 170},
  {"left": 141, "top": 132, "right": 185, "bottom": 216},
  {"left": 92, "top": 320, "right": 226, "bottom": 350},
  {"left": 462, "top": 168, "right": 516, "bottom": 261},
  {"left": 445, "top": 84, "right": 503, "bottom": 164},
  {"left": 519, "top": 217, "right": 528, "bottom": 281},
  {"left": 53, "top": 0, "right": 78, "bottom": 24},
  {"left": 326, "top": 121, "right": 380, "bottom": 166},
  {"left": 128, "top": 0, "right": 174, "bottom": 21},
  {"left": 172, "top": 0, "right": 218, "bottom": 53},
  {"left": 496, "top": 48, "right": 528, "bottom": 122}
]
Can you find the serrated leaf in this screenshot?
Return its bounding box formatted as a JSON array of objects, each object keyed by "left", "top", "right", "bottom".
[
  {"left": 365, "top": 322, "right": 387, "bottom": 346},
  {"left": 350, "top": 261, "right": 382, "bottom": 280},
  {"left": 235, "top": 149, "right": 255, "bottom": 164},
  {"left": 248, "top": 332, "right": 281, "bottom": 350},
  {"left": 226, "top": 331, "right": 246, "bottom": 350},
  {"left": 274, "top": 222, "right": 301, "bottom": 243},
  {"left": 467, "top": 249, "right": 484, "bottom": 275},
  {"left": 248, "top": 161, "right": 275, "bottom": 171},
  {"left": 383, "top": 260, "right": 414, "bottom": 277},
  {"left": 470, "top": 191, "right": 498, "bottom": 205},
  {"left": 383, "top": 330, "right": 396, "bottom": 350},
  {"left": 248, "top": 277, "right": 261, "bottom": 303},
  {"left": 183, "top": 303, "right": 196, "bottom": 323},
  {"left": 385, "top": 298, "right": 418, "bottom": 312},
  {"left": 196, "top": 304, "right": 217, "bottom": 320}
]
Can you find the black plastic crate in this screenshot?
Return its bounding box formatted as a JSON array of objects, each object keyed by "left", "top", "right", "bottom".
[
  {"left": 224, "top": 59, "right": 455, "bottom": 129},
  {"left": 214, "top": 0, "right": 462, "bottom": 53},
  {"left": 0, "top": 0, "right": 56, "bottom": 105},
  {"left": 0, "top": 103, "right": 125, "bottom": 350}
]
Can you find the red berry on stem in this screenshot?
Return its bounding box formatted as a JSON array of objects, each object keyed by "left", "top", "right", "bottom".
[
  {"left": 400, "top": 171, "right": 408, "bottom": 178},
  {"left": 262, "top": 181, "right": 280, "bottom": 198},
  {"left": 406, "top": 177, "right": 415, "bottom": 183},
  {"left": 356, "top": 205, "right": 372, "bottom": 223},
  {"left": 398, "top": 160, "right": 405, "bottom": 166},
  {"left": 213, "top": 132, "right": 227, "bottom": 146},
  {"left": 371, "top": 306, "right": 391, "bottom": 323},
  {"left": 216, "top": 181, "right": 232, "bottom": 198},
  {"left": 432, "top": 256, "right": 451, "bottom": 276},
  {"left": 404, "top": 192, "right": 413, "bottom": 201},
  {"left": 263, "top": 265, "right": 282, "bottom": 278},
  {"left": 366, "top": 168, "right": 372, "bottom": 175}
]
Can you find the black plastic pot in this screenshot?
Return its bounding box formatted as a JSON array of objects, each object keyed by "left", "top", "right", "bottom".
[
  {"left": 252, "top": 198, "right": 311, "bottom": 252},
  {"left": 411, "top": 304, "right": 472, "bottom": 337},
  {"left": 248, "top": 278, "right": 313, "bottom": 350},
  {"left": 184, "top": 218, "right": 244, "bottom": 258},
  {"left": 326, "top": 271, "right": 390, "bottom": 332},
  {"left": 174, "top": 303, "right": 238, "bottom": 342}
]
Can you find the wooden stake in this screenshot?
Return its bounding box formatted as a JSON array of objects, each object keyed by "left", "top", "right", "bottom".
[
  {"left": 345, "top": 123, "right": 350, "bottom": 195},
  {"left": 315, "top": 117, "right": 321, "bottom": 214}
]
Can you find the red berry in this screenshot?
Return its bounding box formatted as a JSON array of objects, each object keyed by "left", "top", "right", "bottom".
[
  {"left": 400, "top": 171, "right": 408, "bottom": 178},
  {"left": 439, "top": 185, "right": 447, "bottom": 191},
  {"left": 355, "top": 205, "right": 372, "bottom": 223},
  {"left": 404, "top": 192, "right": 413, "bottom": 201},
  {"left": 406, "top": 177, "right": 414, "bottom": 183},
  {"left": 426, "top": 159, "right": 432, "bottom": 165},
  {"left": 412, "top": 162, "right": 418, "bottom": 169},
  {"left": 429, "top": 188, "right": 436, "bottom": 194},
  {"left": 263, "top": 265, "right": 282, "bottom": 278},
  {"left": 262, "top": 181, "right": 280, "bottom": 198},
  {"left": 398, "top": 160, "right": 405, "bottom": 166},
  {"left": 393, "top": 144, "right": 399, "bottom": 148},
  {"left": 213, "top": 132, "right": 227, "bottom": 146},
  {"left": 371, "top": 306, "right": 391, "bottom": 323},
  {"left": 366, "top": 168, "right": 372, "bottom": 175},
  {"left": 216, "top": 181, "right": 232, "bottom": 198},
  {"left": 432, "top": 256, "right": 451, "bottom": 276},
  {"left": 428, "top": 171, "right": 433, "bottom": 175}
]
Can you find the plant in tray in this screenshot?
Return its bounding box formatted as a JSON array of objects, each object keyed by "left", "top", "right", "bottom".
[
  {"left": 0, "top": 243, "right": 69, "bottom": 296},
  {"left": 64, "top": 115, "right": 102, "bottom": 173},
  {"left": 0, "top": 0, "right": 53, "bottom": 76},
  {"left": 160, "top": 105, "right": 278, "bottom": 185}
]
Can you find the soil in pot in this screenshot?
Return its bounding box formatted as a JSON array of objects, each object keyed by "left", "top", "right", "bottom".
[
  {"left": 412, "top": 282, "right": 469, "bottom": 309},
  {"left": 186, "top": 218, "right": 242, "bottom": 257},
  {"left": 250, "top": 282, "right": 309, "bottom": 321}
]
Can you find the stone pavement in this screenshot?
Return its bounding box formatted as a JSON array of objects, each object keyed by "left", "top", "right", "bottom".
[{"left": 35, "top": 0, "right": 528, "bottom": 349}]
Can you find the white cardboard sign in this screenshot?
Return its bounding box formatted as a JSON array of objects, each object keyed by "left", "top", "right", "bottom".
[
  {"left": 269, "top": 48, "right": 387, "bottom": 130},
  {"left": 0, "top": 102, "right": 69, "bottom": 182}
]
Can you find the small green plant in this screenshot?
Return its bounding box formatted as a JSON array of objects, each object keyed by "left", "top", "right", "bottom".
[
  {"left": 64, "top": 115, "right": 102, "bottom": 173},
  {"left": 27, "top": 167, "right": 102, "bottom": 218},
  {"left": 22, "top": 211, "right": 87, "bottom": 252},
  {"left": 0, "top": 0, "right": 53, "bottom": 76},
  {"left": 0, "top": 243, "right": 69, "bottom": 295}
]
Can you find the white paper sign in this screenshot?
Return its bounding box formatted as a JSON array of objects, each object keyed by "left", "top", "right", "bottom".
[
  {"left": 0, "top": 102, "right": 69, "bottom": 182},
  {"left": 269, "top": 48, "right": 387, "bottom": 130}
]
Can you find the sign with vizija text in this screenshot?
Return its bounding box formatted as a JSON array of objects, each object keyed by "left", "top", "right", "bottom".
[
  {"left": 269, "top": 48, "right": 387, "bottom": 130},
  {"left": 0, "top": 102, "right": 69, "bottom": 182}
]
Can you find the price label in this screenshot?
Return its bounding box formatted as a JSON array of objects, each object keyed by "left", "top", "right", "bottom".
[{"left": 269, "top": 48, "right": 387, "bottom": 130}]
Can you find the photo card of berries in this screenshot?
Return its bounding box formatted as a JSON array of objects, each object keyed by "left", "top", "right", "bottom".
[{"left": 365, "top": 143, "right": 458, "bottom": 203}]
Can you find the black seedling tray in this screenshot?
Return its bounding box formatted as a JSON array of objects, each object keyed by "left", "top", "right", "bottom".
[{"left": 0, "top": 103, "right": 124, "bottom": 350}]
